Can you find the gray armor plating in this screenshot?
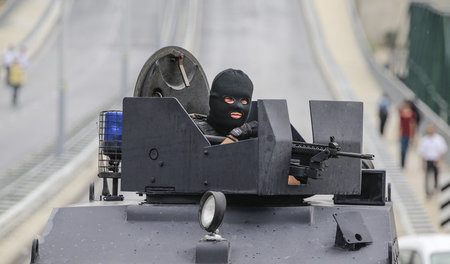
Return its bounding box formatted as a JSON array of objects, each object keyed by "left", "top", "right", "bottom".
[{"left": 190, "top": 114, "right": 222, "bottom": 137}]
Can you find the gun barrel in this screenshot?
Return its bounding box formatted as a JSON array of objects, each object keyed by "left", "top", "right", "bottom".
[{"left": 337, "top": 151, "right": 374, "bottom": 160}]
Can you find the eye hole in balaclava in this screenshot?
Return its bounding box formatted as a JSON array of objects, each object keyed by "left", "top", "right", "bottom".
[{"left": 207, "top": 69, "right": 253, "bottom": 135}]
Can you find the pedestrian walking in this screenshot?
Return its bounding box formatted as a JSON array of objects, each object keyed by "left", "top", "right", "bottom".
[
  {"left": 8, "top": 59, "right": 24, "bottom": 106},
  {"left": 3, "top": 45, "right": 16, "bottom": 85},
  {"left": 399, "top": 100, "right": 416, "bottom": 168},
  {"left": 378, "top": 93, "right": 389, "bottom": 135},
  {"left": 418, "top": 124, "right": 448, "bottom": 197}
]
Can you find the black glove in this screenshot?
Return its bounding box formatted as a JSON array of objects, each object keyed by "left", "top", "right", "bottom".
[{"left": 230, "top": 121, "right": 258, "bottom": 140}]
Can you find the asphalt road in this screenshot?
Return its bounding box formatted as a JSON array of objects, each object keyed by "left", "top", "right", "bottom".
[
  {"left": 198, "top": 0, "right": 332, "bottom": 142},
  {"left": 0, "top": 0, "right": 331, "bottom": 179},
  {"left": 0, "top": 0, "right": 164, "bottom": 177},
  {"left": 1, "top": 1, "right": 342, "bottom": 263}
]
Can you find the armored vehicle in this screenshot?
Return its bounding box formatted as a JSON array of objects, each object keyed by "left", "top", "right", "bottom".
[{"left": 30, "top": 46, "right": 399, "bottom": 263}]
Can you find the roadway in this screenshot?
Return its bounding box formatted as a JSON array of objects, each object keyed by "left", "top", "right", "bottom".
[
  {"left": 0, "top": 2, "right": 332, "bottom": 262},
  {"left": 198, "top": 0, "right": 332, "bottom": 142},
  {"left": 0, "top": 1, "right": 167, "bottom": 262},
  {"left": 0, "top": 0, "right": 163, "bottom": 175},
  {"left": 0, "top": 0, "right": 330, "bottom": 207},
  {"left": 2, "top": 2, "right": 333, "bottom": 263}
]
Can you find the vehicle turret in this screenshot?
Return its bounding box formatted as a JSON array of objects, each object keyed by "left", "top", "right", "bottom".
[{"left": 30, "top": 46, "right": 398, "bottom": 264}]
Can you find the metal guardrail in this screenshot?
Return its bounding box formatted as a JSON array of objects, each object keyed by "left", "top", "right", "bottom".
[
  {"left": 406, "top": 58, "right": 449, "bottom": 123},
  {"left": 0, "top": 99, "right": 121, "bottom": 238},
  {"left": 0, "top": 111, "right": 98, "bottom": 238}
]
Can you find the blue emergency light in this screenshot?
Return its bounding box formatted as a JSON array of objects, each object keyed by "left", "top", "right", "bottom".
[
  {"left": 98, "top": 110, "right": 123, "bottom": 200},
  {"left": 102, "top": 111, "right": 123, "bottom": 161},
  {"left": 104, "top": 111, "right": 123, "bottom": 143}
]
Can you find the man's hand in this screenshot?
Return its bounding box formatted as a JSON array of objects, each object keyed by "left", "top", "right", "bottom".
[{"left": 230, "top": 121, "right": 258, "bottom": 140}]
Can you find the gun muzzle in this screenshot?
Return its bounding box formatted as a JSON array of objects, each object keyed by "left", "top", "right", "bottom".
[{"left": 337, "top": 151, "right": 374, "bottom": 160}]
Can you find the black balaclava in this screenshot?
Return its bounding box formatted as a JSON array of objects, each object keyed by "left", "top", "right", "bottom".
[{"left": 207, "top": 69, "right": 253, "bottom": 135}]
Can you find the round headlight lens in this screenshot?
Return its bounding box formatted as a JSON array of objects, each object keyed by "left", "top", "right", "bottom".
[
  {"left": 201, "top": 195, "right": 215, "bottom": 228},
  {"left": 198, "top": 191, "right": 226, "bottom": 233}
]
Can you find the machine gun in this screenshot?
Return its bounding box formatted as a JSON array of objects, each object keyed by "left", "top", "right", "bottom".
[
  {"left": 289, "top": 136, "right": 374, "bottom": 183},
  {"left": 203, "top": 133, "right": 374, "bottom": 184}
]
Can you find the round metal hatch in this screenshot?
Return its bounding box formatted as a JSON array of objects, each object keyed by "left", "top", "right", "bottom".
[{"left": 134, "top": 46, "right": 210, "bottom": 115}]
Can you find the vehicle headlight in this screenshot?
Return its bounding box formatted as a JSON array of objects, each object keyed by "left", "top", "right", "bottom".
[{"left": 198, "top": 191, "right": 226, "bottom": 233}]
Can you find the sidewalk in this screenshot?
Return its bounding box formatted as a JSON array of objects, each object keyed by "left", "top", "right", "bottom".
[
  {"left": 385, "top": 114, "right": 449, "bottom": 232},
  {"left": 313, "top": 0, "right": 449, "bottom": 234}
]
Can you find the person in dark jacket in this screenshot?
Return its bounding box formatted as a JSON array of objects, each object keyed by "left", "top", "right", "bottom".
[
  {"left": 378, "top": 94, "right": 389, "bottom": 135},
  {"left": 191, "top": 68, "right": 257, "bottom": 144}
]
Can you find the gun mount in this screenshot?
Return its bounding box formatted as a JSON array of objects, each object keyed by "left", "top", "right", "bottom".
[
  {"left": 121, "top": 97, "right": 374, "bottom": 199},
  {"left": 290, "top": 137, "right": 374, "bottom": 182},
  {"left": 31, "top": 46, "right": 398, "bottom": 264}
]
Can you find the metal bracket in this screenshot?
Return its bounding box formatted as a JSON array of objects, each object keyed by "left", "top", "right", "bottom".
[
  {"left": 334, "top": 170, "right": 386, "bottom": 205},
  {"left": 195, "top": 239, "right": 230, "bottom": 264},
  {"left": 172, "top": 50, "right": 190, "bottom": 87},
  {"left": 333, "top": 211, "right": 372, "bottom": 250}
]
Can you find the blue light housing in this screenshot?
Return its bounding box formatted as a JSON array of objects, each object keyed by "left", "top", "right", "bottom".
[
  {"left": 101, "top": 111, "right": 123, "bottom": 161},
  {"left": 104, "top": 111, "right": 123, "bottom": 143}
]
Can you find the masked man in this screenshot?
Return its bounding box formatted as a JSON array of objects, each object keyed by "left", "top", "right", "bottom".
[{"left": 191, "top": 68, "right": 257, "bottom": 143}]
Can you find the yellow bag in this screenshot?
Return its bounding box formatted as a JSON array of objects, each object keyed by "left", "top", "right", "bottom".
[{"left": 8, "top": 63, "right": 24, "bottom": 86}]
